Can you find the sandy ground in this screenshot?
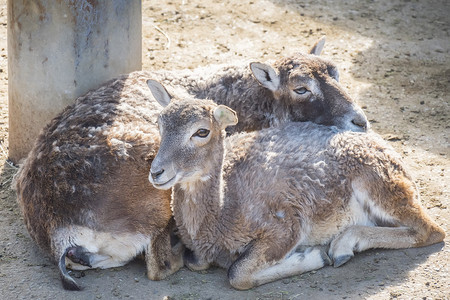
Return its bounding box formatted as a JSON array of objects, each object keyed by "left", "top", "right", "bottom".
[{"left": 0, "top": 0, "right": 449, "bottom": 299}]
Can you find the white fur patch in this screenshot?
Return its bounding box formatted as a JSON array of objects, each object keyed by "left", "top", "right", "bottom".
[
  {"left": 253, "top": 248, "right": 326, "bottom": 284},
  {"left": 347, "top": 194, "right": 374, "bottom": 227},
  {"left": 109, "top": 138, "right": 132, "bottom": 157},
  {"left": 53, "top": 226, "right": 151, "bottom": 270},
  {"left": 351, "top": 179, "right": 396, "bottom": 225},
  {"left": 179, "top": 169, "right": 211, "bottom": 194}
]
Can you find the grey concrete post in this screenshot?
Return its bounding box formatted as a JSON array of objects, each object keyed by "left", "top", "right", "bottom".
[{"left": 8, "top": 0, "right": 142, "bottom": 162}]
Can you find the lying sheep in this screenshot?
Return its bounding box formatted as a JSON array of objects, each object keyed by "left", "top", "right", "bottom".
[
  {"left": 148, "top": 81, "right": 445, "bottom": 290},
  {"left": 14, "top": 74, "right": 184, "bottom": 290},
  {"left": 14, "top": 38, "right": 368, "bottom": 290},
  {"left": 149, "top": 36, "right": 369, "bottom": 133}
]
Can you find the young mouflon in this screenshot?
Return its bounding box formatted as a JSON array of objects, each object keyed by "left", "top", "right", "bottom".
[{"left": 148, "top": 80, "right": 445, "bottom": 290}]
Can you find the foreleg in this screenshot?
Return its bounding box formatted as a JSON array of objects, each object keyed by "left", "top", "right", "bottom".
[
  {"left": 146, "top": 218, "right": 184, "bottom": 280},
  {"left": 228, "top": 240, "right": 331, "bottom": 290}
]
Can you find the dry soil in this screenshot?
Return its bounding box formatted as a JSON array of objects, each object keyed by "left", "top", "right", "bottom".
[{"left": 0, "top": 0, "right": 449, "bottom": 299}]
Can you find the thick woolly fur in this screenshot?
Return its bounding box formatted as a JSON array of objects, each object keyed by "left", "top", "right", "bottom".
[
  {"left": 14, "top": 73, "right": 183, "bottom": 290},
  {"left": 150, "top": 99, "right": 445, "bottom": 290},
  {"left": 15, "top": 39, "right": 369, "bottom": 290}
]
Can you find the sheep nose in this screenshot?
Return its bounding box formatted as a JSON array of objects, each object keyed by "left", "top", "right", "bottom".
[
  {"left": 151, "top": 169, "right": 165, "bottom": 180},
  {"left": 351, "top": 113, "right": 369, "bottom": 131},
  {"left": 351, "top": 118, "right": 367, "bottom": 130}
]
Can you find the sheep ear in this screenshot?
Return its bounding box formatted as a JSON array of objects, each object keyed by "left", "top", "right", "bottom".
[
  {"left": 250, "top": 62, "right": 280, "bottom": 91},
  {"left": 147, "top": 79, "right": 172, "bottom": 107},
  {"left": 213, "top": 105, "right": 238, "bottom": 129},
  {"left": 327, "top": 65, "right": 340, "bottom": 82},
  {"left": 309, "top": 36, "right": 326, "bottom": 56}
]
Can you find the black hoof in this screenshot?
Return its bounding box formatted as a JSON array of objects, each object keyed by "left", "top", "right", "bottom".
[
  {"left": 66, "top": 246, "right": 92, "bottom": 268},
  {"left": 184, "top": 248, "right": 200, "bottom": 270},
  {"left": 333, "top": 254, "right": 353, "bottom": 268},
  {"left": 59, "top": 248, "right": 82, "bottom": 291},
  {"left": 61, "top": 274, "right": 82, "bottom": 291},
  {"left": 183, "top": 248, "right": 209, "bottom": 271},
  {"left": 320, "top": 250, "right": 333, "bottom": 266}
]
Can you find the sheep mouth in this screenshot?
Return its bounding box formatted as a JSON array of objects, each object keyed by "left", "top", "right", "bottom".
[{"left": 152, "top": 176, "right": 176, "bottom": 190}]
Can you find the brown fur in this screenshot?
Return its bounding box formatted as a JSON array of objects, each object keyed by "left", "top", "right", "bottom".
[
  {"left": 14, "top": 73, "right": 183, "bottom": 290},
  {"left": 15, "top": 38, "right": 369, "bottom": 290},
  {"left": 149, "top": 96, "right": 445, "bottom": 290},
  {"left": 145, "top": 37, "right": 369, "bottom": 133}
]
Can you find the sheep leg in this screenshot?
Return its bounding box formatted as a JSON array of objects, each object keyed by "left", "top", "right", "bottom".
[
  {"left": 331, "top": 177, "right": 446, "bottom": 267},
  {"left": 146, "top": 219, "right": 184, "bottom": 280},
  {"left": 58, "top": 247, "right": 81, "bottom": 290},
  {"left": 329, "top": 213, "right": 445, "bottom": 268},
  {"left": 66, "top": 246, "right": 92, "bottom": 267},
  {"left": 228, "top": 240, "right": 331, "bottom": 290},
  {"left": 68, "top": 253, "right": 132, "bottom": 270},
  {"left": 183, "top": 247, "right": 211, "bottom": 271}
]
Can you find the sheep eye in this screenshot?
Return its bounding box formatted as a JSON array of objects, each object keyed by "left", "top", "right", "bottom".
[
  {"left": 193, "top": 128, "right": 210, "bottom": 138},
  {"left": 294, "top": 87, "right": 309, "bottom": 95}
]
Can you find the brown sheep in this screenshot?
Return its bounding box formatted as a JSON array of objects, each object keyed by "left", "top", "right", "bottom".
[{"left": 148, "top": 82, "right": 445, "bottom": 290}]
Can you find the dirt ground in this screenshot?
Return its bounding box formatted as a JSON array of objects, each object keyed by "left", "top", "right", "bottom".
[{"left": 0, "top": 0, "right": 449, "bottom": 299}]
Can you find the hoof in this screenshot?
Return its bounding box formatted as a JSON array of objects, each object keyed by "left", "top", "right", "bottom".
[
  {"left": 61, "top": 275, "right": 82, "bottom": 291},
  {"left": 333, "top": 254, "right": 353, "bottom": 268},
  {"left": 183, "top": 247, "right": 197, "bottom": 267},
  {"left": 59, "top": 248, "right": 82, "bottom": 291},
  {"left": 184, "top": 248, "right": 209, "bottom": 271},
  {"left": 320, "top": 249, "right": 333, "bottom": 266},
  {"left": 66, "top": 246, "right": 92, "bottom": 268}
]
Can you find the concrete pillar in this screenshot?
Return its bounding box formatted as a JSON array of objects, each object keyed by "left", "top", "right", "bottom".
[{"left": 8, "top": 0, "right": 142, "bottom": 162}]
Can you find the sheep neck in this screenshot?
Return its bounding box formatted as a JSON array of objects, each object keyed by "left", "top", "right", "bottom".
[{"left": 172, "top": 143, "right": 225, "bottom": 250}]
